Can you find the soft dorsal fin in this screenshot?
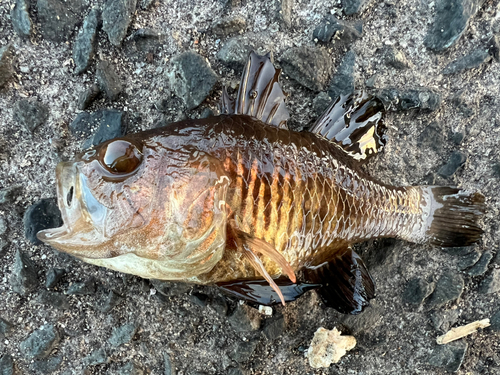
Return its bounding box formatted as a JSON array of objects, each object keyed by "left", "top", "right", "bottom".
[
  {"left": 220, "top": 52, "right": 290, "bottom": 129},
  {"left": 309, "top": 91, "right": 387, "bottom": 161}
]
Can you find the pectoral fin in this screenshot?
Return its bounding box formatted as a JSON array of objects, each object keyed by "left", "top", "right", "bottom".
[{"left": 304, "top": 247, "right": 375, "bottom": 314}]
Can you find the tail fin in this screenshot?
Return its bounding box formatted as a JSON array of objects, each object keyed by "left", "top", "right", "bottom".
[{"left": 423, "top": 187, "right": 485, "bottom": 247}]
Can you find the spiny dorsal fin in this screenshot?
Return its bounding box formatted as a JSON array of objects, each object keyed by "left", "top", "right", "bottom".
[
  {"left": 220, "top": 52, "right": 290, "bottom": 129},
  {"left": 310, "top": 91, "right": 387, "bottom": 161}
]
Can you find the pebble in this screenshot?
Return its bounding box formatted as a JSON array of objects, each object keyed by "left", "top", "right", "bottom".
[
  {"left": 151, "top": 279, "right": 191, "bottom": 297},
  {"left": 78, "top": 84, "right": 101, "bottom": 110},
  {"left": 457, "top": 248, "right": 481, "bottom": 271},
  {"left": 417, "top": 122, "right": 444, "bottom": 152},
  {"left": 83, "top": 348, "right": 109, "bottom": 366},
  {"left": 66, "top": 278, "right": 96, "bottom": 295},
  {"left": 228, "top": 304, "right": 262, "bottom": 332},
  {"left": 0, "top": 317, "right": 13, "bottom": 338},
  {"left": 443, "top": 246, "right": 476, "bottom": 256},
  {"left": 23, "top": 198, "right": 62, "bottom": 245},
  {"left": 13, "top": 98, "right": 49, "bottom": 133},
  {"left": 217, "top": 37, "right": 257, "bottom": 69},
  {"left": 478, "top": 269, "right": 500, "bottom": 294},
  {"left": 20, "top": 324, "right": 60, "bottom": 360},
  {"left": 11, "top": 0, "right": 32, "bottom": 38},
  {"left": 427, "top": 270, "right": 464, "bottom": 309},
  {"left": 95, "top": 289, "right": 123, "bottom": 312},
  {"left": 209, "top": 295, "right": 228, "bottom": 317},
  {"left": 402, "top": 278, "right": 435, "bottom": 305},
  {"left": 189, "top": 292, "right": 210, "bottom": 308},
  {"left": 73, "top": 9, "right": 100, "bottom": 75},
  {"left": 0, "top": 355, "right": 14, "bottom": 375},
  {"left": 212, "top": 16, "right": 246, "bottom": 37},
  {"left": 341, "top": 0, "right": 369, "bottom": 15},
  {"left": 467, "top": 251, "right": 493, "bottom": 276},
  {"left": 73, "top": 109, "right": 125, "bottom": 147},
  {"left": 280, "top": 46, "right": 333, "bottom": 92},
  {"left": 442, "top": 48, "right": 491, "bottom": 75},
  {"left": 0, "top": 185, "right": 22, "bottom": 205},
  {"left": 124, "top": 28, "right": 163, "bottom": 62},
  {"left": 328, "top": 50, "right": 355, "bottom": 100},
  {"left": 263, "top": 316, "right": 285, "bottom": 340},
  {"left": 0, "top": 44, "right": 14, "bottom": 88},
  {"left": 102, "top": 0, "right": 137, "bottom": 46},
  {"left": 384, "top": 46, "right": 409, "bottom": 69},
  {"left": 117, "top": 361, "right": 144, "bottom": 375},
  {"left": 37, "top": 290, "right": 70, "bottom": 310},
  {"left": 489, "top": 35, "right": 499, "bottom": 62},
  {"left": 29, "top": 355, "right": 63, "bottom": 373},
  {"left": 279, "top": 0, "right": 293, "bottom": 28},
  {"left": 312, "top": 92, "right": 332, "bottom": 116},
  {"left": 427, "top": 341, "right": 467, "bottom": 372},
  {"left": 424, "top": 0, "right": 484, "bottom": 51},
  {"left": 430, "top": 309, "right": 459, "bottom": 332},
  {"left": 450, "top": 131, "right": 465, "bottom": 145},
  {"left": 36, "top": 0, "right": 86, "bottom": 43},
  {"left": 229, "top": 337, "right": 260, "bottom": 363},
  {"left": 437, "top": 151, "right": 467, "bottom": 178},
  {"left": 11, "top": 249, "right": 38, "bottom": 296},
  {"left": 163, "top": 353, "right": 175, "bottom": 375},
  {"left": 45, "top": 268, "right": 66, "bottom": 288},
  {"left": 305, "top": 327, "right": 357, "bottom": 368},
  {"left": 376, "top": 88, "right": 441, "bottom": 112},
  {"left": 341, "top": 302, "right": 382, "bottom": 334},
  {"left": 313, "top": 15, "right": 362, "bottom": 44},
  {"left": 108, "top": 323, "right": 138, "bottom": 347},
  {"left": 490, "top": 309, "right": 500, "bottom": 332},
  {"left": 96, "top": 60, "right": 123, "bottom": 101},
  {"left": 166, "top": 51, "right": 218, "bottom": 110}
]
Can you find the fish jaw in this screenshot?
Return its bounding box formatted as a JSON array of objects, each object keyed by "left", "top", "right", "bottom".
[{"left": 37, "top": 161, "right": 108, "bottom": 255}]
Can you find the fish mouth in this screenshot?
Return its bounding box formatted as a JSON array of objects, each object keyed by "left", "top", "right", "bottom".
[{"left": 37, "top": 161, "right": 107, "bottom": 250}]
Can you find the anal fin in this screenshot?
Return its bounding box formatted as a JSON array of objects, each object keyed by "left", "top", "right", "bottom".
[
  {"left": 304, "top": 247, "right": 375, "bottom": 315},
  {"left": 309, "top": 91, "right": 387, "bottom": 161}
]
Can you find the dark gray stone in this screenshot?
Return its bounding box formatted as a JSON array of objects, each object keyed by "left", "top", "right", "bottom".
[
  {"left": 341, "top": 302, "right": 382, "bottom": 334},
  {"left": 229, "top": 337, "right": 260, "bottom": 363},
  {"left": 342, "top": 0, "right": 369, "bottom": 15},
  {"left": 384, "top": 46, "right": 409, "bottom": 69},
  {"left": 167, "top": 51, "right": 218, "bottom": 110},
  {"left": 467, "top": 251, "right": 493, "bottom": 276},
  {"left": 78, "top": 84, "right": 102, "bottom": 110},
  {"left": 29, "top": 355, "right": 63, "bottom": 374},
  {"left": 37, "top": 0, "right": 86, "bottom": 43},
  {"left": 0, "top": 185, "right": 22, "bottom": 205},
  {"left": 0, "top": 217, "right": 6, "bottom": 236},
  {"left": 217, "top": 37, "right": 256, "bottom": 70},
  {"left": 437, "top": 151, "right": 467, "bottom": 178},
  {"left": 45, "top": 268, "right": 65, "bottom": 288},
  {"left": 402, "top": 278, "right": 435, "bottom": 305},
  {"left": 140, "top": 0, "right": 155, "bottom": 9},
  {"left": 457, "top": 248, "right": 481, "bottom": 271},
  {"left": 280, "top": 46, "right": 333, "bottom": 92},
  {"left": 430, "top": 309, "right": 459, "bottom": 332},
  {"left": 13, "top": 99, "right": 49, "bottom": 133},
  {"left": 0, "top": 355, "right": 14, "bottom": 375},
  {"left": 365, "top": 74, "right": 378, "bottom": 88},
  {"left": 95, "top": 289, "right": 122, "bottom": 312},
  {"left": 0, "top": 44, "right": 14, "bottom": 88},
  {"left": 96, "top": 60, "right": 123, "bottom": 101},
  {"left": 227, "top": 367, "right": 244, "bottom": 375},
  {"left": 11, "top": 0, "right": 32, "bottom": 38},
  {"left": 489, "top": 35, "right": 499, "bottom": 62},
  {"left": 66, "top": 278, "right": 96, "bottom": 295},
  {"left": 163, "top": 353, "right": 175, "bottom": 375},
  {"left": 23, "top": 198, "right": 62, "bottom": 245},
  {"left": 478, "top": 269, "right": 500, "bottom": 294},
  {"left": 376, "top": 88, "right": 441, "bottom": 112},
  {"left": 78, "top": 109, "right": 125, "bottom": 147},
  {"left": 83, "top": 348, "right": 109, "bottom": 366},
  {"left": 263, "top": 316, "right": 285, "bottom": 340},
  {"left": 443, "top": 246, "right": 476, "bottom": 256},
  {"left": 73, "top": 9, "right": 100, "bottom": 75},
  {"left": 210, "top": 295, "right": 228, "bottom": 317},
  {"left": 117, "top": 361, "right": 144, "bottom": 375},
  {"left": 427, "top": 271, "right": 464, "bottom": 308},
  {"left": 102, "top": 0, "right": 137, "bottom": 46},
  {"left": 228, "top": 305, "right": 262, "bottom": 332},
  {"left": 189, "top": 292, "right": 209, "bottom": 308},
  {"left": 212, "top": 16, "right": 246, "bottom": 37},
  {"left": 0, "top": 317, "right": 13, "bottom": 338},
  {"left": 124, "top": 28, "right": 163, "bottom": 63},
  {"left": 151, "top": 279, "right": 191, "bottom": 297},
  {"left": 37, "top": 290, "right": 70, "bottom": 310},
  {"left": 20, "top": 324, "right": 60, "bottom": 360},
  {"left": 312, "top": 92, "right": 332, "bottom": 116},
  {"left": 491, "top": 309, "right": 500, "bottom": 332},
  {"left": 442, "top": 48, "right": 491, "bottom": 75},
  {"left": 200, "top": 108, "right": 214, "bottom": 118},
  {"left": 428, "top": 341, "right": 467, "bottom": 372},
  {"left": 313, "top": 15, "right": 362, "bottom": 44},
  {"left": 450, "top": 131, "right": 465, "bottom": 145},
  {"left": 69, "top": 112, "right": 93, "bottom": 138},
  {"left": 11, "top": 249, "right": 38, "bottom": 295},
  {"left": 418, "top": 122, "right": 444, "bottom": 152},
  {"left": 328, "top": 50, "right": 355, "bottom": 100},
  {"left": 109, "top": 323, "right": 138, "bottom": 347},
  {"left": 425, "top": 0, "right": 485, "bottom": 52}
]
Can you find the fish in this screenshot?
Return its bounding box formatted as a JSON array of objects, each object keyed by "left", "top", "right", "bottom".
[{"left": 37, "top": 52, "right": 485, "bottom": 314}]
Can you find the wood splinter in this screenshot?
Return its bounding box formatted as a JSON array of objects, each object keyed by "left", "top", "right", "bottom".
[{"left": 436, "top": 318, "right": 490, "bottom": 345}]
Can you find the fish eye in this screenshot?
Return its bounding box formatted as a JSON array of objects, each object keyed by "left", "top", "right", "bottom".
[{"left": 99, "top": 140, "right": 143, "bottom": 174}]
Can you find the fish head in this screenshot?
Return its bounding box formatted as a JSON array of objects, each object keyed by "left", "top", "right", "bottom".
[{"left": 37, "top": 133, "right": 230, "bottom": 280}]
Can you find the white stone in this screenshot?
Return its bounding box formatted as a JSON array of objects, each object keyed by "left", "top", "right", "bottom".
[{"left": 305, "top": 327, "right": 356, "bottom": 368}]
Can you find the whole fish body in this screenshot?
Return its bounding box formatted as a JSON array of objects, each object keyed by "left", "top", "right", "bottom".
[{"left": 38, "top": 53, "right": 484, "bottom": 313}]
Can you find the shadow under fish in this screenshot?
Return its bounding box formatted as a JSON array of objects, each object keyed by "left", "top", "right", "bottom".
[{"left": 37, "top": 52, "right": 485, "bottom": 315}]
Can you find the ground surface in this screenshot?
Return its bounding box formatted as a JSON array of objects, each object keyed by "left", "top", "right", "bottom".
[{"left": 1, "top": 0, "right": 499, "bottom": 374}]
